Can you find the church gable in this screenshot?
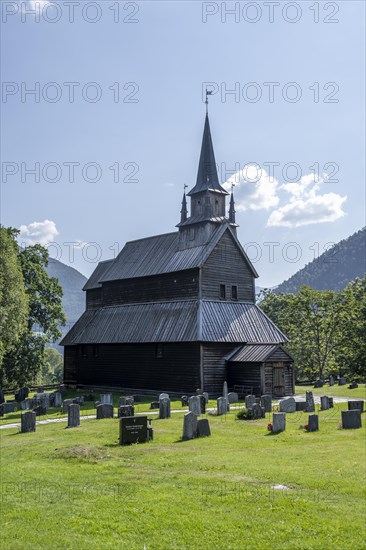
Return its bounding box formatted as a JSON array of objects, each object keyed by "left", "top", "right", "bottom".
[{"left": 201, "top": 228, "right": 256, "bottom": 302}]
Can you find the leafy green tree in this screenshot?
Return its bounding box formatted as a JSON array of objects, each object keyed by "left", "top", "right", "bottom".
[
  {"left": 0, "top": 227, "right": 28, "bottom": 383},
  {"left": 41, "top": 348, "right": 64, "bottom": 384}
]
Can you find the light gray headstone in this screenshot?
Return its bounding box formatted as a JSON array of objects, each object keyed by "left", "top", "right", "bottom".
[
  {"left": 96, "top": 403, "right": 114, "bottom": 419},
  {"left": 54, "top": 392, "right": 62, "bottom": 408},
  {"left": 197, "top": 418, "right": 211, "bottom": 437},
  {"left": 342, "top": 410, "right": 362, "bottom": 429},
  {"left": 217, "top": 397, "right": 228, "bottom": 416},
  {"left": 223, "top": 381, "right": 229, "bottom": 402},
  {"left": 182, "top": 411, "right": 197, "bottom": 440},
  {"left": 21, "top": 411, "right": 36, "bottom": 433},
  {"left": 68, "top": 403, "right": 80, "bottom": 428},
  {"left": 20, "top": 399, "right": 30, "bottom": 410},
  {"left": 279, "top": 397, "right": 296, "bottom": 413},
  {"left": 261, "top": 395, "right": 272, "bottom": 413},
  {"left": 228, "top": 392, "right": 239, "bottom": 404},
  {"left": 188, "top": 396, "right": 201, "bottom": 416},
  {"left": 305, "top": 391, "right": 315, "bottom": 412},
  {"left": 348, "top": 400, "right": 364, "bottom": 413},
  {"left": 100, "top": 394, "right": 113, "bottom": 405},
  {"left": 272, "top": 412, "right": 286, "bottom": 433},
  {"left": 245, "top": 395, "right": 256, "bottom": 409},
  {"left": 159, "top": 393, "right": 169, "bottom": 401},
  {"left": 308, "top": 414, "right": 319, "bottom": 432},
  {"left": 251, "top": 404, "right": 265, "bottom": 419},
  {"left": 159, "top": 397, "right": 171, "bottom": 419},
  {"left": 320, "top": 396, "right": 330, "bottom": 410},
  {"left": 62, "top": 399, "right": 74, "bottom": 413}
]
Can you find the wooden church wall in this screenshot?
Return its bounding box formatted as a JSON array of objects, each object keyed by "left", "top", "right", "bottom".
[
  {"left": 202, "top": 343, "right": 238, "bottom": 395},
  {"left": 227, "top": 361, "right": 262, "bottom": 396},
  {"left": 201, "top": 232, "right": 255, "bottom": 302},
  {"left": 86, "top": 288, "right": 103, "bottom": 310},
  {"left": 102, "top": 269, "right": 199, "bottom": 306}
]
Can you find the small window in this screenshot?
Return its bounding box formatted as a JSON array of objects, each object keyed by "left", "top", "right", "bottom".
[
  {"left": 155, "top": 344, "right": 164, "bottom": 359},
  {"left": 93, "top": 345, "right": 99, "bottom": 358},
  {"left": 219, "top": 284, "right": 226, "bottom": 300},
  {"left": 231, "top": 285, "right": 238, "bottom": 300}
]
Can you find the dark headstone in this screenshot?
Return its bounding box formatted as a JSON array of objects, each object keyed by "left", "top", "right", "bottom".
[
  {"left": 119, "top": 416, "right": 148, "bottom": 445},
  {"left": 182, "top": 411, "right": 197, "bottom": 440},
  {"left": 96, "top": 404, "right": 114, "bottom": 419},
  {"left": 118, "top": 405, "right": 135, "bottom": 418},
  {"left": 68, "top": 403, "right": 80, "bottom": 428},
  {"left": 338, "top": 377, "right": 347, "bottom": 386},
  {"left": 0, "top": 404, "right": 3, "bottom": 417},
  {"left": 48, "top": 393, "right": 56, "bottom": 407},
  {"left": 33, "top": 404, "right": 47, "bottom": 416},
  {"left": 15, "top": 387, "right": 29, "bottom": 402},
  {"left": 328, "top": 397, "right": 334, "bottom": 408},
  {"left": 198, "top": 395, "right": 206, "bottom": 414},
  {"left": 181, "top": 395, "right": 189, "bottom": 407},
  {"left": 314, "top": 380, "right": 323, "bottom": 388},
  {"left": 308, "top": 414, "right": 319, "bottom": 432},
  {"left": 150, "top": 401, "right": 160, "bottom": 410},
  {"left": 348, "top": 381, "right": 358, "bottom": 389},
  {"left": 305, "top": 391, "right": 315, "bottom": 412},
  {"left": 21, "top": 411, "right": 36, "bottom": 433},
  {"left": 342, "top": 410, "right": 362, "bottom": 429},
  {"left": 329, "top": 375, "right": 334, "bottom": 386},
  {"left": 320, "top": 396, "right": 330, "bottom": 410},
  {"left": 2, "top": 402, "right": 17, "bottom": 414},
  {"left": 159, "top": 398, "right": 171, "bottom": 419},
  {"left": 261, "top": 395, "right": 272, "bottom": 413},
  {"left": 295, "top": 400, "right": 307, "bottom": 411},
  {"left": 272, "top": 412, "right": 286, "bottom": 433},
  {"left": 250, "top": 404, "right": 266, "bottom": 419},
  {"left": 119, "top": 396, "right": 134, "bottom": 407},
  {"left": 348, "top": 400, "right": 364, "bottom": 413},
  {"left": 196, "top": 418, "right": 211, "bottom": 437},
  {"left": 62, "top": 399, "right": 75, "bottom": 413},
  {"left": 0, "top": 389, "right": 5, "bottom": 404}
]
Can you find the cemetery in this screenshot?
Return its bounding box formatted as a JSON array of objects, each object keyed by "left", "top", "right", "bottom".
[{"left": 0, "top": 383, "right": 365, "bottom": 549}]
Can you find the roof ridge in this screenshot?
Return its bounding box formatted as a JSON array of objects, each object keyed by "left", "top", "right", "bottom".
[{"left": 125, "top": 231, "right": 178, "bottom": 245}]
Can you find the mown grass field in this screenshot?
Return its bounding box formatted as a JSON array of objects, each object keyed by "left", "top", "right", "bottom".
[{"left": 0, "top": 399, "right": 365, "bottom": 549}]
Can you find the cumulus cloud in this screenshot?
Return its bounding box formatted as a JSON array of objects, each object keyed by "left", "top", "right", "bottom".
[
  {"left": 267, "top": 173, "right": 347, "bottom": 228},
  {"left": 18, "top": 220, "right": 59, "bottom": 246},
  {"left": 223, "top": 164, "right": 280, "bottom": 211}
]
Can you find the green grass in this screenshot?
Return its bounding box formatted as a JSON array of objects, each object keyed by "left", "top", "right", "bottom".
[
  {"left": 296, "top": 384, "right": 366, "bottom": 400},
  {"left": 0, "top": 403, "right": 365, "bottom": 549}
]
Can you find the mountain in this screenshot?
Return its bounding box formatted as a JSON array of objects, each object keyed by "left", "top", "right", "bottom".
[
  {"left": 275, "top": 228, "right": 366, "bottom": 294},
  {"left": 46, "top": 258, "right": 87, "bottom": 330}
]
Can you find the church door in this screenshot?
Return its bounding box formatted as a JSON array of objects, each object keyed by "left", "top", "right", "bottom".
[{"left": 273, "top": 362, "right": 286, "bottom": 397}]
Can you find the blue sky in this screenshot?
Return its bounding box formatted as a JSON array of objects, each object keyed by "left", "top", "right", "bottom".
[{"left": 1, "top": 0, "right": 365, "bottom": 287}]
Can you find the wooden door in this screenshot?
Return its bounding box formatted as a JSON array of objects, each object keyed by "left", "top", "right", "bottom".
[{"left": 273, "top": 362, "right": 285, "bottom": 397}]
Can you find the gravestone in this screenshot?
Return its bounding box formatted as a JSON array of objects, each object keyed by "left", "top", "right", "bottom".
[
  {"left": 159, "top": 397, "right": 171, "bottom": 419},
  {"left": 196, "top": 418, "right": 211, "bottom": 438},
  {"left": 62, "top": 399, "right": 74, "bottom": 413},
  {"left": 34, "top": 404, "right": 47, "bottom": 416},
  {"left": 250, "top": 403, "right": 266, "bottom": 419},
  {"left": 159, "top": 393, "right": 169, "bottom": 401},
  {"left": 279, "top": 397, "right": 296, "bottom": 413},
  {"left": 348, "top": 381, "right": 358, "bottom": 389},
  {"left": 119, "top": 416, "right": 148, "bottom": 445},
  {"left": 182, "top": 411, "right": 197, "bottom": 440},
  {"left": 348, "top": 400, "right": 364, "bottom": 413},
  {"left": 295, "top": 400, "right": 307, "bottom": 411},
  {"left": 48, "top": 393, "right": 56, "bottom": 407},
  {"left": 341, "top": 410, "right": 362, "bottom": 430},
  {"left": 54, "top": 392, "right": 62, "bottom": 408},
  {"left": 305, "top": 391, "right": 315, "bottom": 412},
  {"left": 68, "top": 403, "right": 80, "bottom": 428},
  {"left": 320, "top": 396, "right": 330, "bottom": 410},
  {"left": 36, "top": 393, "right": 50, "bottom": 409},
  {"left": 0, "top": 404, "right": 3, "bottom": 416},
  {"left": 15, "top": 387, "right": 29, "bottom": 402},
  {"left": 181, "top": 395, "right": 189, "bottom": 407},
  {"left": 94, "top": 401, "right": 101, "bottom": 408},
  {"left": 188, "top": 396, "right": 201, "bottom": 416},
  {"left": 96, "top": 404, "right": 114, "bottom": 419},
  {"left": 74, "top": 396, "right": 85, "bottom": 405},
  {"left": 203, "top": 392, "right": 209, "bottom": 404},
  {"left": 245, "top": 395, "right": 256, "bottom": 409},
  {"left": 21, "top": 411, "right": 36, "bottom": 433},
  {"left": 198, "top": 395, "right": 206, "bottom": 414},
  {"left": 228, "top": 392, "right": 239, "bottom": 404},
  {"left": 308, "top": 414, "right": 319, "bottom": 432},
  {"left": 20, "top": 399, "right": 30, "bottom": 411},
  {"left": 100, "top": 394, "right": 113, "bottom": 405},
  {"left": 223, "top": 381, "right": 229, "bottom": 404},
  {"left": 0, "top": 389, "right": 5, "bottom": 404},
  {"left": 119, "top": 396, "right": 134, "bottom": 407},
  {"left": 314, "top": 379, "right": 323, "bottom": 388},
  {"left": 272, "top": 412, "right": 286, "bottom": 433},
  {"left": 329, "top": 375, "right": 334, "bottom": 386},
  {"left": 328, "top": 397, "right": 334, "bottom": 408},
  {"left": 2, "top": 402, "right": 17, "bottom": 414},
  {"left": 338, "top": 377, "right": 347, "bottom": 386},
  {"left": 217, "top": 397, "right": 227, "bottom": 416},
  {"left": 150, "top": 401, "right": 160, "bottom": 410},
  {"left": 118, "top": 405, "right": 134, "bottom": 418},
  {"left": 261, "top": 395, "right": 272, "bottom": 413}
]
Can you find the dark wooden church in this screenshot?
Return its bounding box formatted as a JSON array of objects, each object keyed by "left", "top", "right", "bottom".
[{"left": 61, "top": 113, "right": 294, "bottom": 397}]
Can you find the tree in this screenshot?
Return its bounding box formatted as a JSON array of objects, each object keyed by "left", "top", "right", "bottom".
[
  {"left": 41, "top": 348, "right": 64, "bottom": 385},
  {"left": 0, "top": 227, "right": 28, "bottom": 382},
  {"left": 1, "top": 240, "right": 66, "bottom": 387}
]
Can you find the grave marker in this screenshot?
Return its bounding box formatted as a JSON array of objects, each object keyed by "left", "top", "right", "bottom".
[
  {"left": 342, "top": 410, "right": 362, "bottom": 429},
  {"left": 348, "top": 400, "right": 364, "bottom": 413},
  {"left": 272, "top": 412, "right": 286, "bottom": 433},
  {"left": 245, "top": 395, "right": 256, "bottom": 409},
  {"left": 189, "top": 396, "right": 201, "bottom": 416},
  {"left": 119, "top": 416, "right": 149, "bottom": 445},
  {"left": 308, "top": 414, "right": 319, "bottom": 432},
  {"left": 305, "top": 391, "right": 315, "bottom": 412},
  {"left": 96, "top": 404, "right": 114, "bottom": 419},
  {"left": 68, "top": 404, "right": 80, "bottom": 428},
  {"left": 197, "top": 418, "right": 211, "bottom": 437},
  {"left": 182, "top": 411, "right": 197, "bottom": 440},
  {"left": 21, "top": 411, "right": 36, "bottom": 433},
  {"left": 279, "top": 397, "right": 296, "bottom": 413},
  {"left": 118, "top": 405, "right": 134, "bottom": 418},
  {"left": 159, "top": 397, "right": 171, "bottom": 419},
  {"left": 261, "top": 395, "right": 272, "bottom": 413}
]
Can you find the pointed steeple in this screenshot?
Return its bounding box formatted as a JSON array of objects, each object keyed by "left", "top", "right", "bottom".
[
  {"left": 229, "top": 187, "right": 236, "bottom": 224},
  {"left": 180, "top": 189, "right": 188, "bottom": 223},
  {"left": 187, "top": 114, "right": 229, "bottom": 196}
]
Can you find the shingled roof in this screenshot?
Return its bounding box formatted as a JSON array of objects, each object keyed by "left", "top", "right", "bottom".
[
  {"left": 60, "top": 300, "right": 287, "bottom": 345},
  {"left": 83, "top": 259, "right": 114, "bottom": 290}
]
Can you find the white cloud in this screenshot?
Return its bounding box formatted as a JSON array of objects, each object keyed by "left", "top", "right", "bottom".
[
  {"left": 267, "top": 173, "right": 347, "bottom": 227},
  {"left": 223, "top": 165, "right": 280, "bottom": 211},
  {"left": 18, "top": 220, "right": 59, "bottom": 246}
]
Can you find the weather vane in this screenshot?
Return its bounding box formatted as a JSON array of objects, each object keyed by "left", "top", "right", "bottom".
[{"left": 205, "top": 88, "right": 213, "bottom": 114}]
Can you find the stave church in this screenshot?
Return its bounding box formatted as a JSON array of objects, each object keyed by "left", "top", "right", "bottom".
[{"left": 61, "top": 111, "right": 294, "bottom": 397}]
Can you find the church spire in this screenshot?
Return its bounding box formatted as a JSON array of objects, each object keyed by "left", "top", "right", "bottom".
[
  {"left": 187, "top": 113, "right": 229, "bottom": 197},
  {"left": 180, "top": 186, "right": 188, "bottom": 223},
  {"left": 229, "top": 186, "right": 236, "bottom": 224}
]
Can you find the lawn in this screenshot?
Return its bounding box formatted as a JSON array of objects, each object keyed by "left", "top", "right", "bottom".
[
  {"left": 295, "top": 384, "right": 366, "bottom": 400},
  {"left": 0, "top": 402, "right": 365, "bottom": 549}
]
